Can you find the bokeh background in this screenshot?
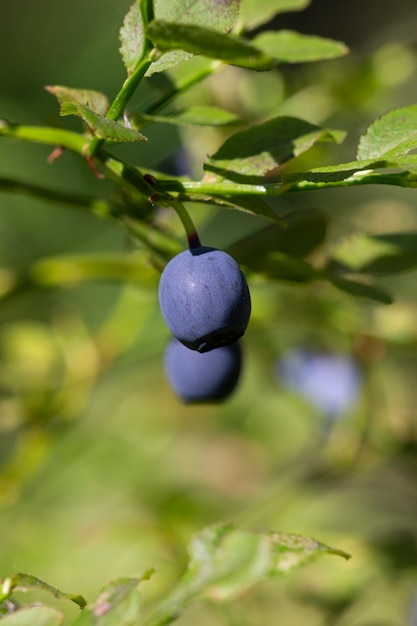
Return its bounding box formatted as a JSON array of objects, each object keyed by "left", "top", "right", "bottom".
[{"left": 1, "top": 1, "right": 417, "bottom": 624}]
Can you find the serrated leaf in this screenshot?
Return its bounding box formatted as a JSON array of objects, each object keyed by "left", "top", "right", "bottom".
[
  {"left": 329, "top": 276, "right": 393, "bottom": 304},
  {"left": 119, "top": 3, "right": 145, "bottom": 76},
  {"left": 357, "top": 105, "right": 417, "bottom": 160},
  {"left": 205, "top": 117, "right": 345, "bottom": 183},
  {"left": 72, "top": 576, "right": 151, "bottom": 626},
  {"left": 240, "top": 0, "right": 310, "bottom": 30},
  {"left": 0, "top": 606, "right": 63, "bottom": 626},
  {"left": 331, "top": 232, "right": 417, "bottom": 275},
  {"left": 183, "top": 524, "right": 350, "bottom": 601},
  {"left": 45, "top": 86, "right": 109, "bottom": 116},
  {"left": 253, "top": 30, "right": 348, "bottom": 63},
  {"left": 146, "top": 21, "right": 275, "bottom": 70},
  {"left": 135, "top": 106, "right": 242, "bottom": 127},
  {"left": 284, "top": 159, "right": 389, "bottom": 185},
  {"left": 227, "top": 209, "right": 327, "bottom": 263},
  {"left": 3, "top": 573, "right": 86, "bottom": 609},
  {"left": 120, "top": 0, "right": 240, "bottom": 76},
  {"left": 61, "top": 102, "right": 147, "bottom": 143},
  {"left": 212, "top": 195, "right": 283, "bottom": 222}
]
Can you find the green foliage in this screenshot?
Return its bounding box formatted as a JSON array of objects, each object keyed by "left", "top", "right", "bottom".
[{"left": 1, "top": 0, "right": 417, "bottom": 625}]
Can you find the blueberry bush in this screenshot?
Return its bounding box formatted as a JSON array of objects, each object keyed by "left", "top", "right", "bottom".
[{"left": 1, "top": 0, "right": 417, "bottom": 624}]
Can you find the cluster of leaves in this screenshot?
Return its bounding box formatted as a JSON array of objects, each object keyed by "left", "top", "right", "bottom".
[
  {"left": 0, "top": 524, "right": 349, "bottom": 626},
  {"left": 1, "top": 0, "right": 417, "bottom": 308}
]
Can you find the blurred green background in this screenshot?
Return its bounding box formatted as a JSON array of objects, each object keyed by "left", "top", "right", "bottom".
[{"left": 1, "top": 1, "right": 417, "bottom": 624}]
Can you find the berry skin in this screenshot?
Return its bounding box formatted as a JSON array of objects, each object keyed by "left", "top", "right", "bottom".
[
  {"left": 158, "top": 247, "right": 251, "bottom": 352},
  {"left": 164, "top": 338, "right": 242, "bottom": 403}
]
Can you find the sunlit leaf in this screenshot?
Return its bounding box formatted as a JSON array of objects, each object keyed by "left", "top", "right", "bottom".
[
  {"left": 120, "top": 0, "right": 240, "bottom": 76},
  {"left": 283, "top": 159, "right": 389, "bottom": 186},
  {"left": 30, "top": 253, "right": 160, "bottom": 289},
  {"left": 45, "top": 86, "right": 109, "bottom": 116},
  {"left": 205, "top": 117, "right": 345, "bottom": 182},
  {"left": 253, "top": 30, "right": 348, "bottom": 63},
  {"left": 331, "top": 232, "right": 417, "bottom": 275},
  {"left": 146, "top": 21, "right": 275, "bottom": 70},
  {"left": 184, "top": 524, "right": 350, "bottom": 601},
  {"left": 357, "top": 105, "right": 417, "bottom": 159},
  {"left": 0, "top": 607, "right": 63, "bottom": 626},
  {"left": 119, "top": 3, "right": 145, "bottom": 76},
  {"left": 135, "top": 106, "right": 242, "bottom": 127},
  {"left": 240, "top": 0, "right": 311, "bottom": 30},
  {"left": 60, "top": 103, "right": 147, "bottom": 143}
]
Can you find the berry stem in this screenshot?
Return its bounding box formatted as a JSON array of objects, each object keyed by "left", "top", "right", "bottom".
[{"left": 166, "top": 198, "right": 201, "bottom": 249}]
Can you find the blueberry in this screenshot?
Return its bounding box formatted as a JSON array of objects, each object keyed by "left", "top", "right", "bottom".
[
  {"left": 277, "top": 349, "right": 362, "bottom": 419},
  {"left": 158, "top": 247, "right": 251, "bottom": 352},
  {"left": 164, "top": 338, "right": 242, "bottom": 403}
]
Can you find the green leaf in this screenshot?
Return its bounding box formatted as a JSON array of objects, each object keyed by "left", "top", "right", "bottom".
[
  {"left": 284, "top": 159, "right": 389, "bottom": 186},
  {"left": 61, "top": 103, "right": 147, "bottom": 143},
  {"left": 328, "top": 276, "right": 393, "bottom": 304},
  {"left": 119, "top": 3, "right": 145, "bottom": 76},
  {"left": 2, "top": 573, "right": 86, "bottom": 609},
  {"left": 72, "top": 576, "right": 151, "bottom": 626},
  {"left": 227, "top": 209, "right": 327, "bottom": 263},
  {"left": 357, "top": 104, "right": 417, "bottom": 159},
  {"left": 30, "top": 253, "right": 160, "bottom": 289},
  {"left": 146, "top": 21, "right": 275, "bottom": 70},
  {"left": 205, "top": 116, "right": 345, "bottom": 182},
  {"left": 210, "top": 195, "right": 284, "bottom": 222},
  {"left": 120, "top": 0, "right": 240, "bottom": 76},
  {"left": 185, "top": 524, "right": 350, "bottom": 600},
  {"left": 240, "top": 0, "right": 311, "bottom": 30},
  {"left": 135, "top": 106, "right": 242, "bottom": 127},
  {"left": 0, "top": 607, "right": 63, "bottom": 626},
  {"left": 253, "top": 30, "right": 348, "bottom": 63},
  {"left": 331, "top": 232, "right": 417, "bottom": 275},
  {"left": 45, "top": 85, "right": 109, "bottom": 116}
]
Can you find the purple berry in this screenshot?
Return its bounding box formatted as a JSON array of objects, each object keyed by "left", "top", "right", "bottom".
[
  {"left": 158, "top": 247, "right": 251, "bottom": 352},
  {"left": 164, "top": 338, "right": 242, "bottom": 403}
]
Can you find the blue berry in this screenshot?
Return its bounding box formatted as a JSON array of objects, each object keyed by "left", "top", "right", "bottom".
[
  {"left": 277, "top": 349, "right": 362, "bottom": 419},
  {"left": 158, "top": 247, "right": 251, "bottom": 352},
  {"left": 164, "top": 338, "right": 242, "bottom": 403}
]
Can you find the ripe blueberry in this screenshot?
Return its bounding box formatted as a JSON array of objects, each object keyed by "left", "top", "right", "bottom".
[
  {"left": 158, "top": 246, "right": 251, "bottom": 352},
  {"left": 164, "top": 338, "right": 242, "bottom": 403}
]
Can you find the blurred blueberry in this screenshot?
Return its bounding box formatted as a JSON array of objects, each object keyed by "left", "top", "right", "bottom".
[
  {"left": 164, "top": 338, "right": 242, "bottom": 403},
  {"left": 277, "top": 349, "right": 362, "bottom": 419}
]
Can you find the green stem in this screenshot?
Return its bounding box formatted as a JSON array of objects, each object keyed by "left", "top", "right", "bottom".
[
  {"left": 0, "top": 120, "right": 89, "bottom": 155},
  {"left": 0, "top": 176, "right": 121, "bottom": 217},
  {"left": 160, "top": 198, "right": 201, "bottom": 249}
]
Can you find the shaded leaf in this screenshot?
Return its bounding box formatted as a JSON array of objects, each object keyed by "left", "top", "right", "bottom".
[
  {"left": 61, "top": 103, "right": 147, "bottom": 143},
  {"left": 357, "top": 105, "right": 417, "bottom": 159},
  {"left": 240, "top": 0, "right": 310, "bottom": 29},
  {"left": 72, "top": 575, "right": 152, "bottom": 626},
  {"left": 0, "top": 607, "right": 63, "bottom": 626},
  {"left": 331, "top": 232, "right": 417, "bottom": 275},
  {"left": 329, "top": 276, "right": 393, "bottom": 304},
  {"left": 3, "top": 573, "right": 86, "bottom": 609},
  {"left": 135, "top": 106, "right": 242, "bottom": 127},
  {"left": 146, "top": 21, "right": 275, "bottom": 70},
  {"left": 205, "top": 116, "right": 345, "bottom": 183},
  {"left": 284, "top": 159, "right": 389, "bottom": 186},
  {"left": 211, "top": 194, "right": 284, "bottom": 222},
  {"left": 227, "top": 208, "right": 327, "bottom": 263},
  {"left": 253, "top": 30, "right": 348, "bottom": 64},
  {"left": 119, "top": 3, "right": 145, "bottom": 76}
]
